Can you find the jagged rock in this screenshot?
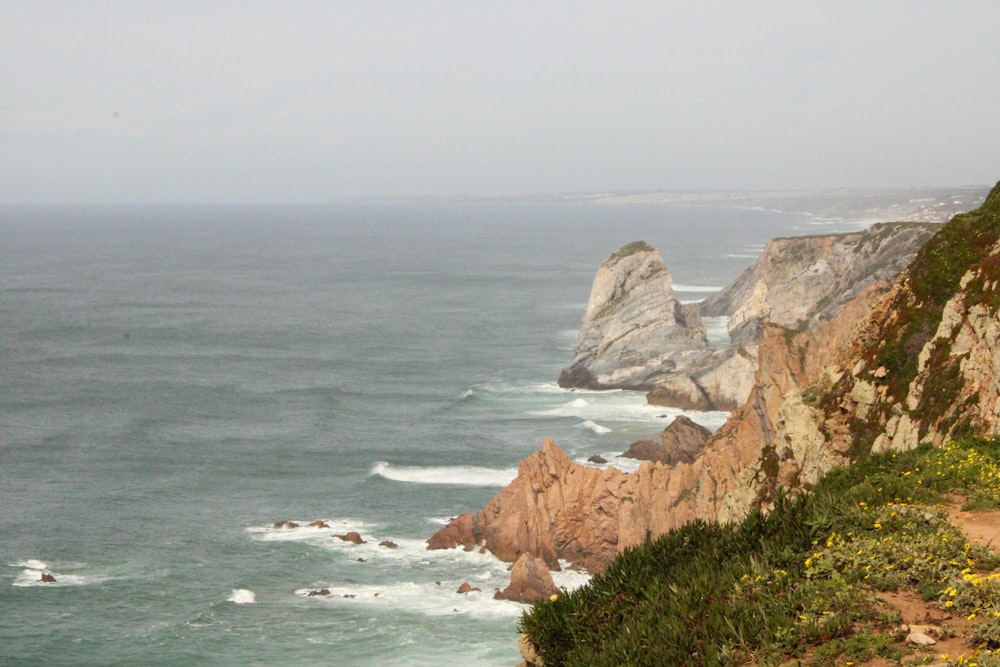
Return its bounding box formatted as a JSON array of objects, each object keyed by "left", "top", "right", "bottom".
[
  {"left": 702, "top": 222, "right": 938, "bottom": 346},
  {"left": 587, "top": 454, "right": 607, "bottom": 464},
  {"left": 334, "top": 532, "right": 365, "bottom": 544},
  {"left": 494, "top": 553, "right": 559, "bottom": 603},
  {"left": 456, "top": 582, "right": 481, "bottom": 594},
  {"left": 621, "top": 415, "right": 713, "bottom": 466},
  {"left": 307, "top": 588, "right": 331, "bottom": 596},
  {"left": 427, "top": 275, "right": 892, "bottom": 572},
  {"left": 39, "top": 572, "right": 57, "bottom": 583},
  {"left": 558, "top": 241, "right": 713, "bottom": 391},
  {"left": 622, "top": 439, "right": 661, "bottom": 461},
  {"left": 378, "top": 540, "right": 398, "bottom": 549},
  {"left": 429, "top": 186, "right": 1000, "bottom": 578},
  {"left": 307, "top": 520, "right": 330, "bottom": 528},
  {"left": 273, "top": 520, "right": 299, "bottom": 529}
]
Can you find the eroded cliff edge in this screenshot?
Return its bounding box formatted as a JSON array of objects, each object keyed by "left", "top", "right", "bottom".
[
  {"left": 427, "top": 183, "right": 1000, "bottom": 575},
  {"left": 559, "top": 222, "right": 938, "bottom": 411}
]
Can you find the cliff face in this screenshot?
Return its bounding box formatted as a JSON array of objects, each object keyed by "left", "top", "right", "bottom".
[
  {"left": 557, "top": 241, "right": 713, "bottom": 391},
  {"left": 428, "top": 183, "right": 1000, "bottom": 575},
  {"left": 561, "top": 225, "right": 935, "bottom": 411},
  {"left": 818, "top": 184, "right": 1000, "bottom": 457},
  {"left": 427, "top": 276, "right": 888, "bottom": 572},
  {"left": 702, "top": 222, "right": 939, "bottom": 347}
]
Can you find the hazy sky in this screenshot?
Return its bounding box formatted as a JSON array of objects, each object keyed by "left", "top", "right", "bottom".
[{"left": 3, "top": 1, "right": 999, "bottom": 203}]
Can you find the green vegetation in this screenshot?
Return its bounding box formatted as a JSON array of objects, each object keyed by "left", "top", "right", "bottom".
[
  {"left": 520, "top": 436, "right": 1000, "bottom": 666},
  {"left": 870, "top": 184, "right": 1000, "bottom": 404},
  {"left": 811, "top": 182, "right": 1000, "bottom": 461},
  {"left": 606, "top": 240, "right": 655, "bottom": 264}
]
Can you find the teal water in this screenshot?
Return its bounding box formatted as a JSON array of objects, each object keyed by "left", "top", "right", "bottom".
[{"left": 0, "top": 202, "right": 829, "bottom": 666}]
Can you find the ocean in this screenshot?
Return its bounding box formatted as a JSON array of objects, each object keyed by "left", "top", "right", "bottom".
[{"left": 0, "top": 201, "right": 860, "bottom": 666}]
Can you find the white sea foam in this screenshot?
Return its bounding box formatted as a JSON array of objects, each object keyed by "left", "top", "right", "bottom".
[
  {"left": 295, "top": 580, "right": 524, "bottom": 619},
  {"left": 371, "top": 461, "right": 517, "bottom": 487},
  {"left": 672, "top": 284, "right": 723, "bottom": 293},
  {"left": 12, "top": 566, "right": 97, "bottom": 587},
  {"left": 246, "top": 517, "right": 377, "bottom": 543},
  {"left": 580, "top": 419, "right": 611, "bottom": 434},
  {"left": 530, "top": 393, "right": 668, "bottom": 424},
  {"left": 702, "top": 315, "right": 731, "bottom": 347},
  {"left": 229, "top": 588, "right": 257, "bottom": 604},
  {"left": 573, "top": 453, "right": 643, "bottom": 474},
  {"left": 551, "top": 562, "right": 592, "bottom": 592},
  {"left": 12, "top": 559, "right": 48, "bottom": 570},
  {"left": 725, "top": 253, "right": 758, "bottom": 258}
]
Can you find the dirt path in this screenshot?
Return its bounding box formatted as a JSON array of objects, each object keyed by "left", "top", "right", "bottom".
[
  {"left": 871, "top": 502, "right": 1000, "bottom": 663},
  {"left": 947, "top": 504, "right": 1000, "bottom": 550}
]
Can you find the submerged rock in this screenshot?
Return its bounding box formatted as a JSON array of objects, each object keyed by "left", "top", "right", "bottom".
[
  {"left": 334, "top": 531, "right": 365, "bottom": 544},
  {"left": 273, "top": 520, "right": 299, "bottom": 529}
]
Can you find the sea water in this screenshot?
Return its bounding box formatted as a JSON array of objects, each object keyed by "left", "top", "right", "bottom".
[{"left": 0, "top": 201, "right": 860, "bottom": 666}]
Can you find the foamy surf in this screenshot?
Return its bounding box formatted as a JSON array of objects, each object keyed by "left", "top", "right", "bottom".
[
  {"left": 371, "top": 462, "right": 517, "bottom": 487},
  {"left": 533, "top": 394, "right": 731, "bottom": 431},
  {"left": 573, "top": 453, "right": 644, "bottom": 474},
  {"left": 11, "top": 561, "right": 98, "bottom": 587},
  {"left": 246, "top": 517, "right": 377, "bottom": 544},
  {"left": 672, "top": 284, "right": 723, "bottom": 293},
  {"left": 228, "top": 588, "right": 257, "bottom": 604},
  {"left": 295, "top": 580, "right": 525, "bottom": 619},
  {"left": 580, "top": 419, "right": 611, "bottom": 434}
]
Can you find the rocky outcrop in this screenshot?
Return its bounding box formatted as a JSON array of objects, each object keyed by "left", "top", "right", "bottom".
[
  {"left": 646, "top": 345, "right": 757, "bottom": 410},
  {"left": 494, "top": 553, "right": 559, "bottom": 603},
  {"left": 816, "top": 184, "right": 1000, "bottom": 456},
  {"left": 559, "top": 225, "right": 933, "bottom": 411},
  {"left": 428, "top": 271, "right": 896, "bottom": 572},
  {"left": 558, "top": 242, "right": 713, "bottom": 391},
  {"left": 432, "top": 185, "right": 1000, "bottom": 578},
  {"left": 334, "top": 532, "right": 365, "bottom": 544},
  {"left": 622, "top": 415, "right": 712, "bottom": 465},
  {"left": 702, "top": 222, "right": 939, "bottom": 346}
]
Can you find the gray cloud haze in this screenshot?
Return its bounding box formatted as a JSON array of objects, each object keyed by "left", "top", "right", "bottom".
[{"left": 3, "top": 1, "right": 999, "bottom": 202}]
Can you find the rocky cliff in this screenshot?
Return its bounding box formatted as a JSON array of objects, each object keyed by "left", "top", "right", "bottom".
[
  {"left": 428, "top": 182, "right": 1000, "bottom": 576},
  {"left": 561, "top": 224, "right": 935, "bottom": 411},
  {"left": 557, "top": 241, "right": 713, "bottom": 391},
  {"left": 701, "top": 222, "right": 939, "bottom": 346}
]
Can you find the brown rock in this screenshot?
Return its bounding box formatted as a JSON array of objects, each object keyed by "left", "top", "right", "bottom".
[
  {"left": 39, "top": 572, "right": 57, "bottom": 583},
  {"left": 587, "top": 454, "right": 607, "bottom": 464},
  {"left": 273, "top": 520, "right": 299, "bottom": 529},
  {"left": 306, "top": 588, "right": 331, "bottom": 596},
  {"left": 495, "top": 553, "right": 559, "bottom": 603},
  {"left": 307, "top": 520, "right": 330, "bottom": 528},
  {"left": 621, "top": 438, "right": 661, "bottom": 462},
  {"left": 378, "top": 540, "right": 399, "bottom": 549},
  {"left": 618, "top": 413, "right": 719, "bottom": 469},
  {"left": 518, "top": 633, "right": 545, "bottom": 666},
  {"left": 334, "top": 531, "right": 365, "bottom": 544},
  {"left": 456, "top": 582, "right": 482, "bottom": 594}
]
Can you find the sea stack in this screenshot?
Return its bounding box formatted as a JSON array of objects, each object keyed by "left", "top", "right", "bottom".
[{"left": 558, "top": 241, "right": 712, "bottom": 391}]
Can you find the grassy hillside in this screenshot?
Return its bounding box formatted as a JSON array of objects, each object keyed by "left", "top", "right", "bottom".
[{"left": 520, "top": 436, "right": 1000, "bottom": 666}]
